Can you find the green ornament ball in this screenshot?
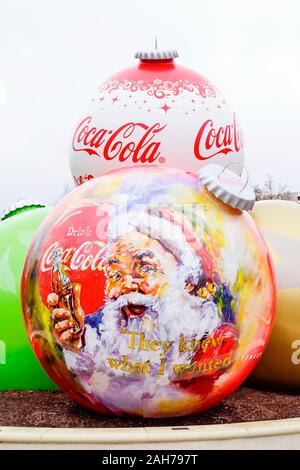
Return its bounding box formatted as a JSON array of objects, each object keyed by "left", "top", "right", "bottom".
[{"left": 0, "top": 204, "right": 57, "bottom": 390}]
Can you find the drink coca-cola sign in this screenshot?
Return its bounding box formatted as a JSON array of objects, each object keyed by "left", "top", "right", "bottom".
[
  {"left": 37, "top": 205, "right": 108, "bottom": 315},
  {"left": 40, "top": 241, "right": 106, "bottom": 273}
]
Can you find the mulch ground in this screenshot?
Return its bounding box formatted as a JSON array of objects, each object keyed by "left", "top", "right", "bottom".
[{"left": 1, "top": 386, "right": 300, "bottom": 428}]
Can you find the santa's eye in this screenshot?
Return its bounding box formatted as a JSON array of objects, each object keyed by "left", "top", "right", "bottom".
[
  {"left": 139, "top": 265, "right": 155, "bottom": 274},
  {"left": 108, "top": 272, "right": 122, "bottom": 281}
]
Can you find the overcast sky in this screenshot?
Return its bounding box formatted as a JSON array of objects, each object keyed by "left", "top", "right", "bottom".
[{"left": 0, "top": 0, "right": 300, "bottom": 211}]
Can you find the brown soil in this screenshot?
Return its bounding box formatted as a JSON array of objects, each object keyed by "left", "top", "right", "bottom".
[{"left": 1, "top": 386, "right": 300, "bottom": 428}]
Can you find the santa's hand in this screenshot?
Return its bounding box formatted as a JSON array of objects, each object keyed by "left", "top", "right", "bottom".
[{"left": 47, "top": 283, "right": 85, "bottom": 351}]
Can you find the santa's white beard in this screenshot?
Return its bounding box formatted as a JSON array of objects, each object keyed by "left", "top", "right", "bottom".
[
  {"left": 64, "top": 267, "right": 221, "bottom": 415},
  {"left": 98, "top": 270, "right": 220, "bottom": 371}
]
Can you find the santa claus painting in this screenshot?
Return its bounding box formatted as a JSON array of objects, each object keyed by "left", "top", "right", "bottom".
[
  {"left": 21, "top": 167, "right": 276, "bottom": 417},
  {"left": 47, "top": 200, "right": 238, "bottom": 416}
]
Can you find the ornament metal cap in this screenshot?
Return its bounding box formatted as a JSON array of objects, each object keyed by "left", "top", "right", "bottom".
[
  {"left": 134, "top": 49, "right": 179, "bottom": 60},
  {"left": 198, "top": 163, "right": 255, "bottom": 212},
  {"left": 1, "top": 198, "right": 46, "bottom": 221}
]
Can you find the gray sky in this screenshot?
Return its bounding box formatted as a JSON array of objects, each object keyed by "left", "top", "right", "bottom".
[{"left": 1, "top": 0, "right": 300, "bottom": 211}]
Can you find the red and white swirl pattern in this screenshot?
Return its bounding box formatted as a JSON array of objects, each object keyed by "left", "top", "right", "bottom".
[{"left": 97, "top": 78, "right": 217, "bottom": 100}]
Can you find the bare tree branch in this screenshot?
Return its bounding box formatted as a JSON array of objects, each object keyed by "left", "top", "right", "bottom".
[{"left": 253, "top": 176, "right": 296, "bottom": 201}]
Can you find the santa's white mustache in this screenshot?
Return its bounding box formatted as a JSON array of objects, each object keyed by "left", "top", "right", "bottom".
[{"left": 105, "top": 292, "right": 156, "bottom": 310}]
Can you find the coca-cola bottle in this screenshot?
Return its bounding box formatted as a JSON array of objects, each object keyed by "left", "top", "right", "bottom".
[{"left": 51, "top": 247, "right": 82, "bottom": 335}]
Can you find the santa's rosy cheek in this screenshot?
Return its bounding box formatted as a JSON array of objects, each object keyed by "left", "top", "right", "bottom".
[
  {"left": 140, "top": 279, "right": 155, "bottom": 294},
  {"left": 140, "top": 278, "right": 166, "bottom": 295},
  {"left": 107, "top": 285, "right": 121, "bottom": 299}
]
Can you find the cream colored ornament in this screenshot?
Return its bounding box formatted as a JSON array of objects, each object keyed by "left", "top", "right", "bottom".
[{"left": 250, "top": 200, "right": 300, "bottom": 391}]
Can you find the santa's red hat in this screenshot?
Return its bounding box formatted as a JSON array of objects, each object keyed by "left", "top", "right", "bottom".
[{"left": 108, "top": 205, "right": 214, "bottom": 285}]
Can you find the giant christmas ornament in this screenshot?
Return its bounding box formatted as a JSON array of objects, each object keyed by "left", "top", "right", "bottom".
[
  {"left": 22, "top": 167, "right": 275, "bottom": 417},
  {"left": 0, "top": 201, "right": 57, "bottom": 390},
  {"left": 70, "top": 49, "right": 244, "bottom": 185},
  {"left": 250, "top": 200, "right": 300, "bottom": 391}
]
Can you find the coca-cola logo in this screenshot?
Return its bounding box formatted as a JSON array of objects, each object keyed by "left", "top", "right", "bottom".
[
  {"left": 40, "top": 241, "right": 106, "bottom": 273},
  {"left": 194, "top": 113, "right": 243, "bottom": 160},
  {"left": 72, "top": 116, "right": 167, "bottom": 164}
]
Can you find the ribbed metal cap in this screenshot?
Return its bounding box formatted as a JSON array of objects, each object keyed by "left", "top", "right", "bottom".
[
  {"left": 1, "top": 198, "right": 46, "bottom": 221},
  {"left": 198, "top": 164, "right": 255, "bottom": 212},
  {"left": 134, "top": 49, "right": 178, "bottom": 60}
]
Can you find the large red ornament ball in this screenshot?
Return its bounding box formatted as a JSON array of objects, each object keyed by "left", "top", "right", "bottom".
[
  {"left": 70, "top": 50, "right": 244, "bottom": 185},
  {"left": 22, "top": 167, "right": 275, "bottom": 417}
]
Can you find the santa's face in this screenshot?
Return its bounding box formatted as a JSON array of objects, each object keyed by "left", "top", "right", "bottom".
[
  {"left": 104, "top": 231, "right": 177, "bottom": 320},
  {"left": 88, "top": 229, "right": 222, "bottom": 391}
]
